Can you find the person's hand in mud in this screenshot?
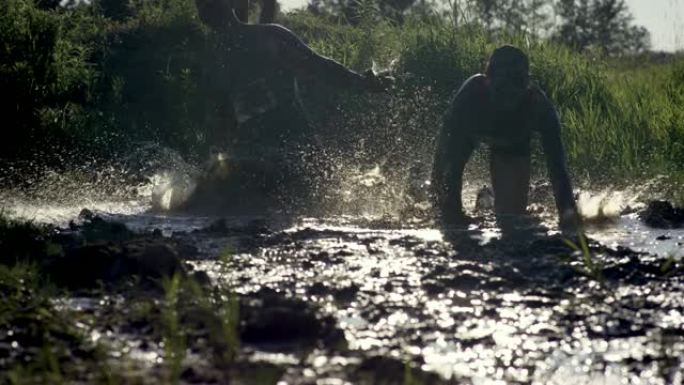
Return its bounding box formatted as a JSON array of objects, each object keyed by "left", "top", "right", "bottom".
[{"left": 362, "top": 69, "right": 394, "bottom": 92}]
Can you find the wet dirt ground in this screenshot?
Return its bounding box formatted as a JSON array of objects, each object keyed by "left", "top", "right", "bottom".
[
  {"left": 180, "top": 215, "right": 684, "bottom": 384},
  {"left": 44, "top": 208, "right": 677, "bottom": 385},
  {"left": 2, "top": 188, "right": 684, "bottom": 384}
]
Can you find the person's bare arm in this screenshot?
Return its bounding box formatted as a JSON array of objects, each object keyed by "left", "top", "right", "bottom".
[
  {"left": 535, "top": 89, "right": 579, "bottom": 229},
  {"left": 262, "top": 24, "right": 385, "bottom": 91},
  {"left": 432, "top": 76, "right": 482, "bottom": 223}
]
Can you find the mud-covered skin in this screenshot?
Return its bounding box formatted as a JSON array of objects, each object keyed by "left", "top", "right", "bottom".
[{"left": 432, "top": 49, "right": 577, "bottom": 229}]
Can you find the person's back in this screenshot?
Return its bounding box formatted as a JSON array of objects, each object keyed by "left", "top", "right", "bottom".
[
  {"left": 195, "top": 0, "right": 388, "bottom": 148},
  {"left": 189, "top": 0, "right": 392, "bottom": 212}
]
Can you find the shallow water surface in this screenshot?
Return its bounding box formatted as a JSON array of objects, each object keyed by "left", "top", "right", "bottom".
[{"left": 2, "top": 190, "right": 684, "bottom": 384}]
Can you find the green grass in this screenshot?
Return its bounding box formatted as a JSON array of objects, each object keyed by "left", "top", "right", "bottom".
[
  {"left": 282, "top": 12, "right": 684, "bottom": 192},
  {"left": 0, "top": 261, "right": 244, "bottom": 384},
  {"left": 161, "top": 274, "right": 186, "bottom": 385},
  {"left": 563, "top": 233, "right": 604, "bottom": 282},
  {"left": 0, "top": 213, "right": 243, "bottom": 384},
  {"left": 2, "top": 0, "right": 684, "bottom": 197},
  {"left": 0, "top": 263, "right": 111, "bottom": 385},
  {"left": 160, "top": 272, "right": 240, "bottom": 383}
]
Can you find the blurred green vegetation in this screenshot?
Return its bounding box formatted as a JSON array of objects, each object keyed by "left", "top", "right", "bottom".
[{"left": 2, "top": 0, "right": 683, "bottom": 191}]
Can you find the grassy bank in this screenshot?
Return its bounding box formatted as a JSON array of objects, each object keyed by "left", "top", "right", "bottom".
[
  {"left": 3, "top": 0, "right": 684, "bottom": 196},
  {"left": 285, "top": 11, "right": 684, "bottom": 180},
  {"left": 0, "top": 214, "right": 247, "bottom": 384}
]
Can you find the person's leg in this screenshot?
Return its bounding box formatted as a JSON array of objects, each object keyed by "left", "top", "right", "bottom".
[{"left": 490, "top": 151, "right": 531, "bottom": 215}]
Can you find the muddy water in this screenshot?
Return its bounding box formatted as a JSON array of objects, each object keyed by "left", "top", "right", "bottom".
[
  {"left": 2, "top": 174, "right": 684, "bottom": 384},
  {"left": 149, "top": 215, "right": 684, "bottom": 384}
]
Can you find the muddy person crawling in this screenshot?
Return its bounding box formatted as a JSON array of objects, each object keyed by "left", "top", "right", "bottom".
[
  {"left": 432, "top": 45, "right": 581, "bottom": 233},
  {"left": 184, "top": 0, "right": 391, "bottom": 213}
]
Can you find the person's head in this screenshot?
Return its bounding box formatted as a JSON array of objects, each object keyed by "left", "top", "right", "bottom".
[{"left": 485, "top": 45, "right": 530, "bottom": 111}]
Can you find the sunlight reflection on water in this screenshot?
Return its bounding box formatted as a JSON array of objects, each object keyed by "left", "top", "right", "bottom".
[{"left": 2, "top": 180, "right": 684, "bottom": 383}]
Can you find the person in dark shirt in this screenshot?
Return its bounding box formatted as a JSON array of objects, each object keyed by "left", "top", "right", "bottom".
[
  {"left": 432, "top": 45, "right": 580, "bottom": 232},
  {"left": 194, "top": 0, "right": 388, "bottom": 150},
  {"left": 183, "top": 0, "right": 389, "bottom": 213}
]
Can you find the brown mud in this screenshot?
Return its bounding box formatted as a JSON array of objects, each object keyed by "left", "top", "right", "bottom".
[{"left": 2, "top": 209, "right": 683, "bottom": 384}]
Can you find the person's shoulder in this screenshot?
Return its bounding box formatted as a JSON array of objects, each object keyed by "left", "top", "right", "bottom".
[
  {"left": 466, "top": 73, "right": 487, "bottom": 82},
  {"left": 463, "top": 73, "right": 487, "bottom": 88},
  {"left": 251, "top": 22, "right": 299, "bottom": 40},
  {"left": 456, "top": 73, "right": 488, "bottom": 96}
]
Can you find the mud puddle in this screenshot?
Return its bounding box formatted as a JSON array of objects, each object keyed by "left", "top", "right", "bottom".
[
  {"left": 2, "top": 195, "right": 684, "bottom": 383},
  {"left": 178, "top": 215, "right": 683, "bottom": 384}
]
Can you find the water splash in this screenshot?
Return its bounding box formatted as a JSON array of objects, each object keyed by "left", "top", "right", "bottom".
[
  {"left": 148, "top": 170, "right": 198, "bottom": 211},
  {"left": 0, "top": 142, "right": 201, "bottom": 224},
  {"left": 576, "top": 189, "right": 640, "bottom": 222}
]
